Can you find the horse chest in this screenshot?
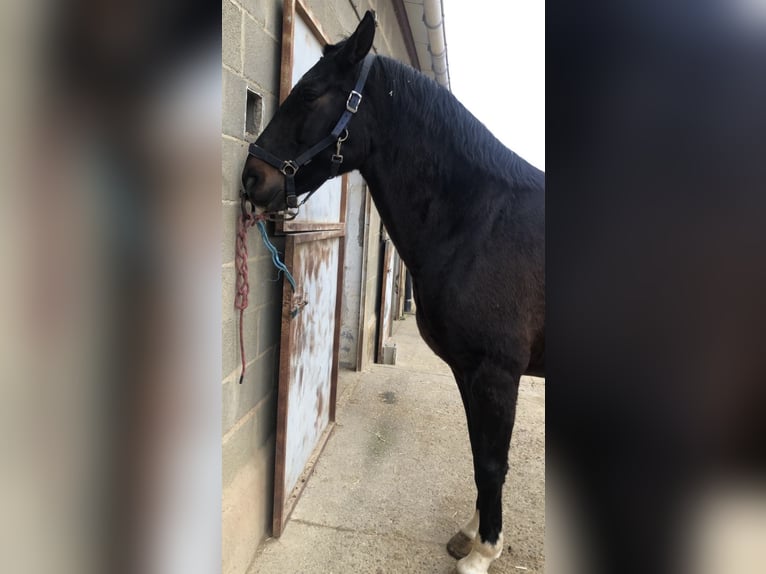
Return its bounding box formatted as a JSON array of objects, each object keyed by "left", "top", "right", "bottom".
[{"left": 412, "top": 287, "right": 465, "bottom": 366}]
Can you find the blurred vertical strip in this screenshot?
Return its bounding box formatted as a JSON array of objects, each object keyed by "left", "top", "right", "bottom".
[
  {"left": 547, "top": 1, "right": 766, "bottom": 573},
  {"left": 1, "top": 2, "right": 221, "bottom": 574}
]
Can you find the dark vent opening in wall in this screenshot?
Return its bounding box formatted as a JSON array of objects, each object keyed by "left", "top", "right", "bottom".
[{"left": 246, "top": 89, "right": 263, "bottom": 135}]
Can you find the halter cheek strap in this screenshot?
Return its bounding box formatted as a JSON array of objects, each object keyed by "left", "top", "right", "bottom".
[{"left": 248, "top": 53, "right": 375, "bottom": 209}]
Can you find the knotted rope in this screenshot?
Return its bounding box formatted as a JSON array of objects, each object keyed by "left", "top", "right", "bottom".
[{"left": 235, "top": 207, "right": 296, "bottom": 384}]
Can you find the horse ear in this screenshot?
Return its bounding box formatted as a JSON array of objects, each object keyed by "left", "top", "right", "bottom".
[{"left": 339, "top": 10, "right": 376, "bottom": 67}]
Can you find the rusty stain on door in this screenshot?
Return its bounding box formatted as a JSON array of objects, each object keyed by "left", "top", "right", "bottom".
[{"left": 273, "top": 230, "right": 345, "bottom": 537}]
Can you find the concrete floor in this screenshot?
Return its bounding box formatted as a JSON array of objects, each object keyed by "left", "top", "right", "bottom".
[{"left": 249, "top": 316, "right": 545, "bottom": 573}]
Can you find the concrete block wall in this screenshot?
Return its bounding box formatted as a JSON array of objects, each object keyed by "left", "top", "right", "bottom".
[
  {"left": 222, "top": 2, "right": 284, "bottom": 573},
  {"left": 222, "top": 2, "right": 413, "bottom": 573}
]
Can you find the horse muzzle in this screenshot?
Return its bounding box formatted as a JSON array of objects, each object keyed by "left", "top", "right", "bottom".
[{"left": 242, "top": 158, "right": 287, "bottom": 211}]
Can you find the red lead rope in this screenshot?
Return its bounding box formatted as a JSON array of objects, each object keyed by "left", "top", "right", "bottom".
[
  {"left": 235, "top": 203, "right": 299, "bottom": 384},
  {"left": 235, "top": 209, "right": 261, "bottom": 384}
]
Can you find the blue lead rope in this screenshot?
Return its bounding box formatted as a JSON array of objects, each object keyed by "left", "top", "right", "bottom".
[{"left": 256, "top": 219, "right": 296, "bottom": 291}]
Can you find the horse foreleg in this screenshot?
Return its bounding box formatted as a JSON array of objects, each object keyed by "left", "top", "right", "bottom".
[
  {"left": 456, "top": 363, "right": 520, "bottom": 574},
  {"left": 447, "top": 372, "right": 480, "bottom": 559}
]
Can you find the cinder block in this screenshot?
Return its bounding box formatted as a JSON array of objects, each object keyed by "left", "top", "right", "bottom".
[
  {"left": 222, "top": 136, "right": 248, "bottom": 202},
  {"left": 222, "top": 264, "right": 238, "bottom": 322},
  {"left": 223, "top": 0, "right": 242, "bottom": 72},
  {"left": 222, "top": 313, "right": 238, "bottom": 381},
  {"left": 221, "top": 205, "right": 237, "bottom": 266},
  {"left": 222, "top": 390, "right": 277, "bottom": 489},
  {"left": 221, "top": 307, "right": 258, "bottom": 381},
  {"left": 241, "top": 0, "right": 266, "bottom": 27},
  {"left": 222, "top": 436, "right": 274, "bottom": 574},
  {"left": 244, "top": 17, "right": 281, "bottom": 94},
  {"left": 223, "top": 69, "right": 247, "bottom": 138},
  {"left": 222, "top": 346, "right": 278, "bottom": 435},
  {"left": 263, "top": 0, "right": 282, "bottom": 39},
  {"left": 242, "top": 0, "right": 280, "bottom": 38}
]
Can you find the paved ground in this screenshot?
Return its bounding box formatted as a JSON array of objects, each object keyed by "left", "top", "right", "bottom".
[{"left": 249, "top": 316, "right": 545, "bottom": 573}]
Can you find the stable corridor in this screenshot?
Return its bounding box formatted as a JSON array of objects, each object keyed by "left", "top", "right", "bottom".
[{"left": 248, "top": 317, "right": 545, "bottom": 574}]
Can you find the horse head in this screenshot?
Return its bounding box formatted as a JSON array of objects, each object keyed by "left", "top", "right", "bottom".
[{"left": 241, "top": 10, "right": 377, "bottom": 213}]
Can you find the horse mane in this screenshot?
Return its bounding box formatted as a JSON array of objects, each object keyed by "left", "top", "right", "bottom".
[{"left": 374, "top": 55, "right": 543, "bottom": 189}]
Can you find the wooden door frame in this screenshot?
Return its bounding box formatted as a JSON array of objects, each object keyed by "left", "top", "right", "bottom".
[{"left": 276, "top": 0, "right": 346, "bottom": 235}]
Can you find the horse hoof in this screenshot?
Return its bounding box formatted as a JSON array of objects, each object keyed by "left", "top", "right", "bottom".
[{"left": 447, "top": 530, "right": 474, "bottom": 559}]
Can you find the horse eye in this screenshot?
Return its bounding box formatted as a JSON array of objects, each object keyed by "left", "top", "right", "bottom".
[{"left": 300, "top": 88, "right": 320, "bottom": 102}]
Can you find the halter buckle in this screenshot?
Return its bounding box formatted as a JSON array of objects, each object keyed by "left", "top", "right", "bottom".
[
  {"left": 280, "top": 160, "right": 298, "bottom": 176},
  {"left": 346, "top": 90, "right": 363, "bottom": 113}
]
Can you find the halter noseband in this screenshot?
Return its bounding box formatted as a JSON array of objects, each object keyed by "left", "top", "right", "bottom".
[{"left": 247, "top": 54, "right": 375, "bottom": 210}]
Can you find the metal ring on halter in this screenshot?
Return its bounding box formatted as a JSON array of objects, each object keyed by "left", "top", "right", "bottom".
[
  {"left": 280, "top": 161, "right": 298, "bottom": 176},
  {"left": 338, "top": 129, "right": 349, "bottom": 142}
]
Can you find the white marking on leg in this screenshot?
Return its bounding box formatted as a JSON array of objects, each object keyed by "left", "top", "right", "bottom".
[
  {"left": 461, "top": 509, "right": 480, "bottom": 539},
  {"left": 456, "top": 532, "right": 504, "bottom": 574}
]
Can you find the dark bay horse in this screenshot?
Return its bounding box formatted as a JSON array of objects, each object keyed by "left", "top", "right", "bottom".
[{"left": 242, "top": 11, "right": 544, "bottom": 574}]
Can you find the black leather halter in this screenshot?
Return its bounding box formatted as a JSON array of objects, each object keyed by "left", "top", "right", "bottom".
[{"left": 248, "top": 54, "right": 375, "bottom": 209}]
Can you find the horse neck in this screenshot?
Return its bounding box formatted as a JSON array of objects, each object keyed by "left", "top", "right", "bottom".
[{"left": 358, "top": 60, "right": 514, "bottom": 275}]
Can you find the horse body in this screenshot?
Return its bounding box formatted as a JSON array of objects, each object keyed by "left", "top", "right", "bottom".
[
  {"left": 357, "top": 53, "right": 544, "bottom": 365},
  {"left": 358, "top": 60, "right": 544, "bottom": 572},
  {"left": 242, "top": 12, "right": 544, "bottom": 574}
]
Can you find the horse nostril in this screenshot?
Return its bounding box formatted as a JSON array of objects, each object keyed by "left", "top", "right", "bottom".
[{"left": 243, "top": 173, "right": 260, "bottom": 192}]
